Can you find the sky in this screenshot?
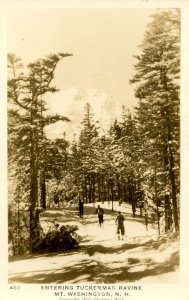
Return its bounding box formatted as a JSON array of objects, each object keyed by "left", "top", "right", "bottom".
[{"left": 7, "top": 9, "right": 156, "bottom": 106}]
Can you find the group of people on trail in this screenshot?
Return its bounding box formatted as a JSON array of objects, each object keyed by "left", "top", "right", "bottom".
[{"left": 78, "top": 201, "right": 125, "bottom": 240}]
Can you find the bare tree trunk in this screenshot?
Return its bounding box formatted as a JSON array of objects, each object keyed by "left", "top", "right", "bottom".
[
  {"left": 107, "top": 178, "right": 110, "bottom": 206},
  {"left": 165, "top": 194, "right": 172, "bottom": 233},
  {"left": 29, "top": 124, "right": 39, "bottom": 246},
  {"left": 88, "top": 174, "right": 92, "bottom": 203},
  {"left": 84, "top": 175, "right": 88, "bottom": 203},
  {"left": 168, "top": 149, "right": 179, "bottom": 231},
  {"left": 110, "top": 179, "right": 114, "bottom": 212},
  {"left": 154, "top": 165, "right": 160, "bottom": 235},
  {"left": 40, "top": 175, "right": 46, "bottom": 209},
  {"left": 97, "top": 173, "right": 101, "bottom": 202},
  {"left": 128, "top": 177, "right": 136, "bottom": 217},
  {"left": 91, "top": 173, "right": 96, "bottom": 204},
  {"left": 161, "top": 70, "right": 179, "bottom": 232}
]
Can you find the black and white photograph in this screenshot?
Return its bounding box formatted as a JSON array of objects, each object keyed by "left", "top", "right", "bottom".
[{"left": 0, "top": 0, "right": 189, "bottom": 299}]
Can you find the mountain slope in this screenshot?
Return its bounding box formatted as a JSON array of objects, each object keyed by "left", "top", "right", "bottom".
[{"left": 44, "top": 87, "right": 123, "bottom": 140}]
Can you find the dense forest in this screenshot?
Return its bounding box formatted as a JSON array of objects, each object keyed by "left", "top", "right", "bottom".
[{"left": 8, "top": 9, "right": 180, "bottom": 255}]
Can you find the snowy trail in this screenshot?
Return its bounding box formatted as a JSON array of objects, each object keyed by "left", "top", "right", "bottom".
[{"left": 8, "top": 202, "right": 179, "bottom": 284}]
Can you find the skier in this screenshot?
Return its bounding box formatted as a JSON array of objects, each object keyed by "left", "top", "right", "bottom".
[
  {"left": 95, "top": 205, "right": 104, "bottom": 226},
  {"left": 78, "top": 200, "right": 84, "bottom": 218},
  {"left": 115, "top": 211, "right": 125, "bottom": 240}
]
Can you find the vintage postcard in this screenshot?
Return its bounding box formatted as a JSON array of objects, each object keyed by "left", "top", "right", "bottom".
[{"left": 0, "top": 0, "right": 189, "bottom": 300}]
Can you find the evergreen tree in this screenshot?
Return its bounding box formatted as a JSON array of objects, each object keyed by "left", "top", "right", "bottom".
[
  {"left": 77, "top": 103, "right": 99, "bottom": 203},
  {"left": 8, "top": 52, "right": 72, "bottom": 251},
  {"left": 130, "top": 9, "right": 180, "bottom": 231}
]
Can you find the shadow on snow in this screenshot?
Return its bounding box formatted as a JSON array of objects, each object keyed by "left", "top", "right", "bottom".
[{"left": 9, "top": 250, "right": 179, "bottom": 284}]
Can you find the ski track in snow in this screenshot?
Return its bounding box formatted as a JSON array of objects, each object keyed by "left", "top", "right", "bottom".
[{"left": 8, "top": 201, "right": 179, "bottom": 284}]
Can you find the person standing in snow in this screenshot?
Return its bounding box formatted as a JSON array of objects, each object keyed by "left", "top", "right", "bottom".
[
  {"left": 78, "top": 200, "right": 84, "bottom": 218},
  {"left": 145, "top": 211, "right": 148, "bottom": 231},
  {"left": 115, "top": 211, "right": 125, "bottom": 240},
  {"left": 95, "top": 205, "right": 104, "bottom": 226},
  {"left": 119, "top": 199, "right": 122, "bottom": 206}
]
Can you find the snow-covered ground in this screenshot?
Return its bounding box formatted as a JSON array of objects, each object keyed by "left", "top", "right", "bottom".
[{"left": 8, "top": 201, "right": 179, "bottom": 284}]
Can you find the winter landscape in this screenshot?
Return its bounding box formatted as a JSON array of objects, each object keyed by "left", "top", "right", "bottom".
[
  {"left": 9, "top": 201, "right": 179, "bottom": 284},
  {"left": 7, "top": 8, "right": 180, "bottom": 285}
]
